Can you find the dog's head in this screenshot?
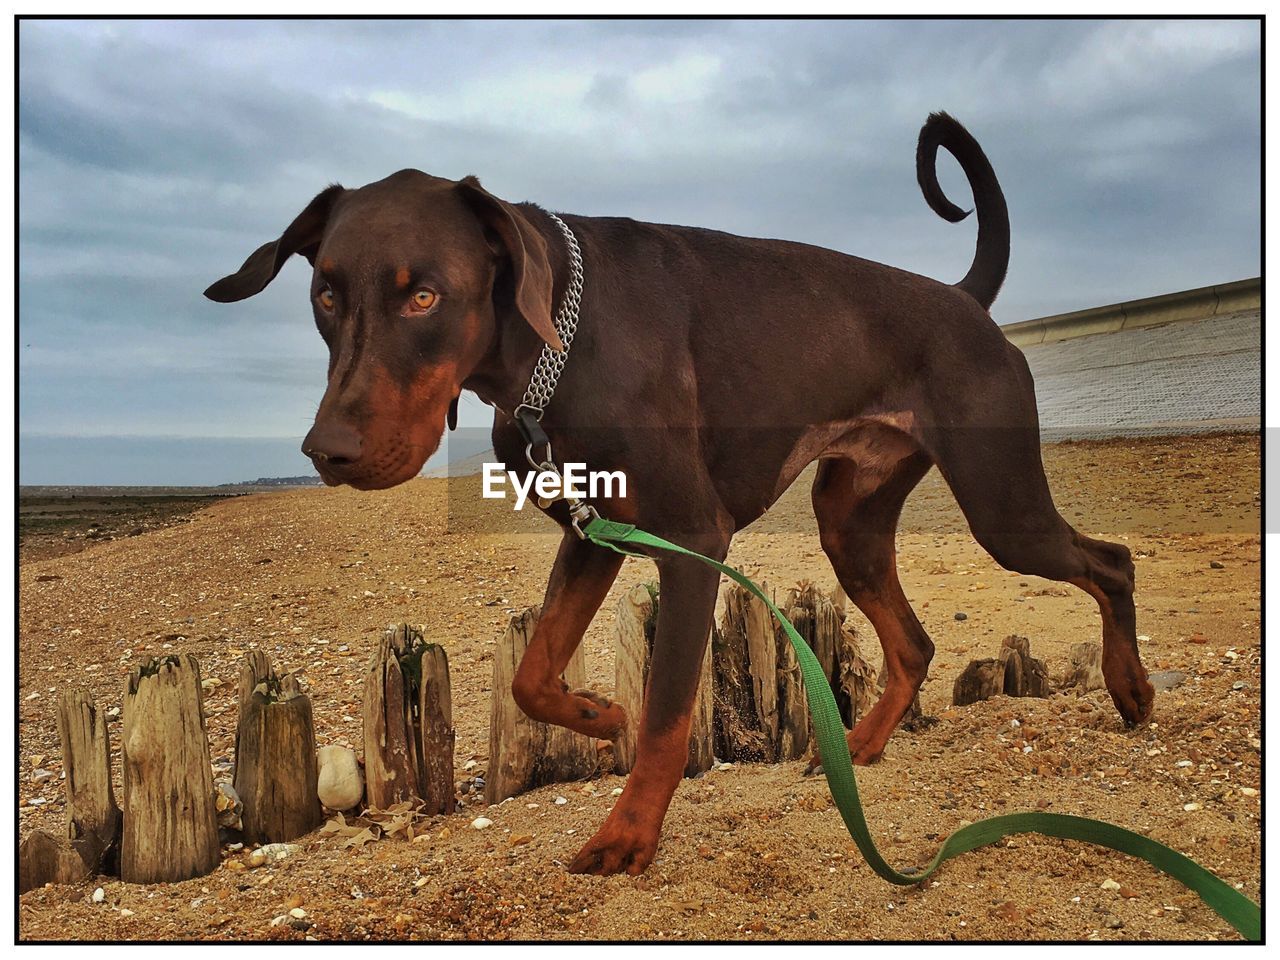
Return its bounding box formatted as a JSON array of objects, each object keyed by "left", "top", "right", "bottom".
[{"left": 205, "top": 171, "right": 562, "bottom": 489}]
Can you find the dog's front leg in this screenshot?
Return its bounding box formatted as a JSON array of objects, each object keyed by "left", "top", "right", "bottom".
[
  {"left": 510, "top": 530, "right": 626, "bottom": 739},
  {"left": 568, "top": 541, "right": 725, "bottom": 876}
]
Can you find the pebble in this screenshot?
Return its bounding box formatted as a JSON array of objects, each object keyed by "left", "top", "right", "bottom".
[
  {"left": 471, "top": 817, "right": 493, "bottom": 830},
  {"left": 119, "top": 909, "right": 134, "bottom": 917},
  {"left": 1210, "top": 561, "right": 1225, "bottom": 569},
  {"left": 554, "top": 796, "right": 568, "bottom": 805},
  {"left": 1148, "top": 671, "right": 1186, "bottom": 692},
  {"left": 1182, "top": 802, "right": 1202, "bottom": 812},
  {"left": 214, "top": 782, "right": 242, "bottom": 829},
  {"left": 953, "top": 612, "right": 967, "bottom": 621},
  {"left": 31, "top": 769, "right": 54, "bottom": 782},
  {"left": 316, "top": 745, "right": 363, "bottom": 810},
  {"left": 92, "top": 887, "right": 106, "bottom": 903},
  {"left": 1100, "top": 878, "right": 1121, "bottom": 892},
  {"left": 611, "top": 788, "right": 624, "bottom": 797},
  {"left": 289, "top": 908, "right": 307, "bottom": 919},
  {"left": 1239, "top": 787, "right": 1258, "bottom": 798},
  {"left": 248, "top": 842, "right": 300, "bottom": 867}
]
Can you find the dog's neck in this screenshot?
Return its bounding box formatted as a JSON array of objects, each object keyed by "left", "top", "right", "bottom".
[{"left": 462, "top": 202, "right": 574, "bottom": 418}]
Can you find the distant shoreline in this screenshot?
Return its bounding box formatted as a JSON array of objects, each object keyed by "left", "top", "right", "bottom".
[{"left": 19, "top": 483, "right": 321, "bottom": 497}]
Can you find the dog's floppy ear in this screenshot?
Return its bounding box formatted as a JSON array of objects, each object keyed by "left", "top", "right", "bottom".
[
  {"left": 457, "top": 176, "right": 564, "bottom": 352},
  {"left": 204, "top": 185, "right": 345, "bottom": 303}
]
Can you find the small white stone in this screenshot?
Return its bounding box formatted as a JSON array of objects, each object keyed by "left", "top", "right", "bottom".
[
  {"left": 92, "top": 887, "right": 105, "bottom": 903},
  {"left": 471, "top": 817, "right": 494, "bottom": 830},
  {"left": 1239, "top": 787, "right": 1259, "bottom": 798},
  {"left": 119, "top": 908, "right": 134, "bottom": 917},
  {"left": 270, "top": 914, "right": 288, "bottom": 927},
  {"left": 316, "top": 745, "right": 363, "bottom": 811},
  {"left": 1176, "top": 760, "right": 1193, "bottom": 768},
  {"left": 464, "top": 759, "right": 478, "bottom": 771},
  {"left": 289, "top": 908, "right": 307, "bottom": 919},
  {"left": 1183, "top": 802, "right": 1202, "bottom": 812},
  {"left": 554, "top": 796, "right": 567, "bottom": 805},
  {"left": 1100, "top": 878, "right": 1121, "bottom": 892},
  {"left": 611, "top": 787, "right": 624, "bottom": 797}
]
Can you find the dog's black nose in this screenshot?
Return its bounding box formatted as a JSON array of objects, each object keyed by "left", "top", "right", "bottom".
[{"left": 302, "top": 422, "right": 363, "bottom": 467}]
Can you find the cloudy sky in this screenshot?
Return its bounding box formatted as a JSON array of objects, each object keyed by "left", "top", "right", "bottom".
[{"left": 18, "top": 18, "right": 1260, "bottom": 485}]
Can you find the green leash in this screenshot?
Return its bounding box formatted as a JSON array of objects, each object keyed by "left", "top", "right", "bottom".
[{"left": 582, "top": 516, "right": 1261, "bottom": 941}]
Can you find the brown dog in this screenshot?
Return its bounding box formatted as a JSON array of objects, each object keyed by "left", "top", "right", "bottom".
[{"left": 206, "top": 113, "right": 1154, "bottom": 876}]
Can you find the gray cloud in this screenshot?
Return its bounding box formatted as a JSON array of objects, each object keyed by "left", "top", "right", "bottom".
[{"left": 18, "top": 18, "right": 1260, "bottom": 484}]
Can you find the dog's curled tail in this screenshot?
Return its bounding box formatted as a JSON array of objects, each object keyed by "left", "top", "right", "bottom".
[{"left": 916, "top": 112, "right": 1010, "bottom": 312}]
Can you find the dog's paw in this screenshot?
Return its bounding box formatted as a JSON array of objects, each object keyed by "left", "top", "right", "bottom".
[
  {"left": 846, "top": 725, "right": 887, "bottom": 766},
  {"left": 803, "top": 725, "right": 886, "bottom": 773},
  {"left": 568, "top": 688, "right": 627, "bottom": 740},
  {"left": 567, "top": 819, "right": 657, "bottom": 876},
  {"left": 1105, "top": 663, "right": 1155, "bottom": 728}
]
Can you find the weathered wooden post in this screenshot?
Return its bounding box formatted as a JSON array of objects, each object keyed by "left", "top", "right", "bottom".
[
  {"left": 234, "top": 651, "right": 323, "bottom": 843},
  {"left": 776, "top": 582, "right": 887, "bottom": 755},
  {"left": 1065, "top": 641, "right": 1105, "bottom": 692},
  {"left": 954, "top": 636, "right": 1052, "bottom": 706},
  {"left": 953, "top": 658, "right": 1005, "bottom": 706},
  {"left": 120, "top": 655, "right": 220, "bottom": 883},
  {"left": 18, "top": 690, "right": 122, "bottom": 892},
  {"left": 486, "top": 607, "right": 596, "bottom": 803},
  {"left": 614, "top": 583, "right": 714, "bottom": 777},
  {"left": 417, "top": 643, "right": 456, "bottom": 816},
  {"left": 362, "top": 624, "right": 456, "bottom": 814},
  {"left": 999, "top": 635, "right": 1052, "bottom": 698},
  {"left": 714, "top": 581, "right": 884, "bottom": 763},
  {"left": 713, "top": 582, "right": 780, "bottom": 762}
]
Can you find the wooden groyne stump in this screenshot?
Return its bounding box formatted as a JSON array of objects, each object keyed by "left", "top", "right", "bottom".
[
  {"left": 713, "top": 581, "right": 878, "bottom": 763},
  {"left": 362, "top": 624, "right": 456, "bottom": 814},
  {"left": 999, "top": 635, "right": 1052, "bottom": 699},
  {"left": 19, "top": 690, "right": 122, "bottom": 893},
  {"left": 954, "top": 635, "right": 1053, "bottom": 706},
  {"left": 713, "top": 583, "right": 778, "bottom": 762},
  {"left": 121, "top": 655, "right": 220, "bottom": 883},
  {"left": 613, "top": 583, "right": 714, "bottom": 778},
  {"left": 1065, "top": 642, "right": 1106, "bottom": 692},
  {"left": 234, "top": 651, "right": 323, "bottom": 844},
  {"left": 486, "top": 607, "right": 596, "bottom": 803}
]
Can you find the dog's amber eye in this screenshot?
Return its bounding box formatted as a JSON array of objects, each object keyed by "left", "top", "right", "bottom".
[
  {"left": 412, "top": 290, "right": 437, "bottom": 311},
  {"left": 317, "top": 288, "right": 335, "bottom": 311}
]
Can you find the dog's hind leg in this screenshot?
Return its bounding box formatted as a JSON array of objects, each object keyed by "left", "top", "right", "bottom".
[
  {"left": 510, "top": 531, "right": 627, "bottom": 739},
  {"left": 926, "top": 348, "right": 1154, "bottom": 727},
  {"left": 812, "top": 449, "right": 935, "bottom": 764}
]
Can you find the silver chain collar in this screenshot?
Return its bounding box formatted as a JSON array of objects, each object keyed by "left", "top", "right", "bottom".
[
  {"left": 510, "top": 213, "right": 599, "bottom": 537},
  {"left": 517, "top": 213, "right": 584, "bottom": 419}
]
